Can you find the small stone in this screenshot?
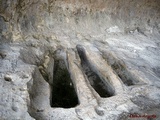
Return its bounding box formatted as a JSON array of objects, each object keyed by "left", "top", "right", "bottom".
[
  {"left": 95, "top": 107, "right": 105, "bottom": 116},
  {"left": 4, "top": 75, "right": 12, "bottom": 82},
  {"left": 12, "top": 105, "right": 18, "bottom": 112},
  {"left": 0, "top": 51, "right": 6, "bottom": 59}
]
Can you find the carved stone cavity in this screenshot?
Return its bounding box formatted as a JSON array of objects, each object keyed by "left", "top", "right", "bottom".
[
  {"left": 76, "top": 45, "right": 114, "bottom": 98},
  {"left": 51, "top": 55, "right": 79, "bottom": 108}
]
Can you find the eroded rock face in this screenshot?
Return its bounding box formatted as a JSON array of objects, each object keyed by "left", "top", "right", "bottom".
[
  {"left": 0, "top": 0, "right": 160, "bottom": 120},
  {"left": 0, "top": 0, "right": 160, "bottom": 42}
]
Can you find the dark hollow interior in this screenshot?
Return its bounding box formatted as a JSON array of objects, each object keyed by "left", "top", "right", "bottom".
[
  {"left": 51, "top": 59, "right": 79, "bottom": 108},
  {"left": 76, "top": 46, "right": 114, "bottom": 98},
  {"left": 111, "top": 62, "right": 137, "bottom": 86},
  {"left": 152, "top": 67, "right": 160, "bottom": 78}
]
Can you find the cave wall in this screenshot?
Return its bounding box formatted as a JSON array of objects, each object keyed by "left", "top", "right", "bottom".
[{"left": 0, "top": 0, "right": 160, "bottom": 42}]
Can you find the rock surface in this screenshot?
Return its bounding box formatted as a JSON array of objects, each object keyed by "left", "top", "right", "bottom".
[{"left": 0, "top": 0, "right": 160, "bottom": 120}]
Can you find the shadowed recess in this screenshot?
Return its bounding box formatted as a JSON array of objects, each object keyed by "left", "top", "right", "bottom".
[
  {"left": 101, "top": 52, "right": 141, "bottom": 86},
  {"left": 76, "top": 45, "right": 114, "bottom": 98},
  {"left": 111, "top": 62, "right": 136, "bottom": 86},
  {"left": 51, "top": 59, "right": 79, "bottom": 108}
]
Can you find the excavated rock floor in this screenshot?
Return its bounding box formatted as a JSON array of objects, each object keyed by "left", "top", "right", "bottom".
[{"left": 0, "top": 31, "right": 160, "bottom": 120}]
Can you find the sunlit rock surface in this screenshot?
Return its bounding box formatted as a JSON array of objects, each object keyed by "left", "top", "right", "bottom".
[{"left": 0, "top": 0, "right": 160, "bottom": 120}]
